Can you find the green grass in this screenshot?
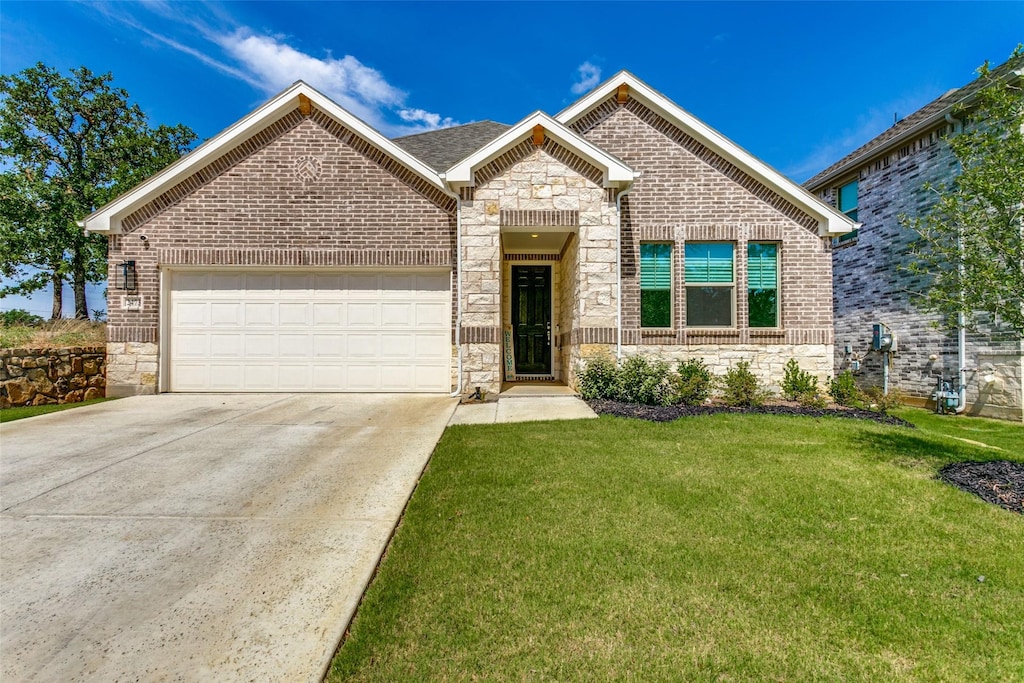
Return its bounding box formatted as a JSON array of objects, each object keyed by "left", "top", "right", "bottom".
[
  {"left": 0, "top": 397, "right": 115, "bottom": 422},
  {"left": 896, "top": 407, "right": 1023, "bottom": 453},
  {"left": 329, "top": 411, "right": 1024, "bottom": 682}
]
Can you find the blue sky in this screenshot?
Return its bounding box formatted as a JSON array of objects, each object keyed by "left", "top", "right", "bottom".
[{"left": 1, "top": 0, "right": 1021, "bottom": 317}]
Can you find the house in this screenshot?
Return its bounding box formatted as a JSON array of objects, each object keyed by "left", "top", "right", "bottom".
[
  {"left": 805, "top": 56, "right": 1024, "bottom": 421},
  {"left": 83, "top": 71, "right": 854, "bottom": 398}
]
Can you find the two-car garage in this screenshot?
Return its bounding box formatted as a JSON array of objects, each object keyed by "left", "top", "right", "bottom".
[{"left": 168, "top": 270, "right": 452, "bottom": 392}]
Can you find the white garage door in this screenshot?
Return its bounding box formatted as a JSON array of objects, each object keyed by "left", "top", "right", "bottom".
[{"left": 169, "top": 270, "right": 451, "bottom": 392}]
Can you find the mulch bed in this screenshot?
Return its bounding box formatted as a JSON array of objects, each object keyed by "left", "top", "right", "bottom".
[
  {"left": 939, "top": 461, "right": 1024, "bottom": 515},
  {"left": 586, "top": 399, "right": 914, "bottom": 428}
]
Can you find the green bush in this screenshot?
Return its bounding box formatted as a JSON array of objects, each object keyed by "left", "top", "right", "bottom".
[
  {"left": 673, "top": 358, "right": 714, "bottom": 406},
  {"left": 578, "top": 354, "right": 620, "bottom": 401},
  {"left": 617, "top": 355, "right": 675, "bottom": 406},
  {"left": 828, "top": 371, "right": 864, "bottom": 408},
  {"left": 864, "top": 386, "right": 906, "bottom": 414},
  {"left": 0, "top": 309, "right": 44, "bottom": 327},
  {"left": 720, "top": 360, "right": 769, "bottom": 407},
  {"left": 780, "top": 359, "right": 817, "bottom": 400}
]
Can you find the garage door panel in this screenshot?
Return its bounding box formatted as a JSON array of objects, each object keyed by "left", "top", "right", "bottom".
[
  {"left": 170, "top": 269, "right": 450, "bottom": 392},
  {"left": 279, "top": 303, "right": 309, "bottom": 326}
]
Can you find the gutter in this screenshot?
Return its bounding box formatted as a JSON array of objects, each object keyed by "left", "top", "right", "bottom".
[
  {"left": 615, "top": 181, "right": 636, "bottom": 359},
  {"left": 945, "top": 110, "right": 968, "bottom": 413}
]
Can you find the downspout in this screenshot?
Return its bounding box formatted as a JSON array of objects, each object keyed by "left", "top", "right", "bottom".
[
  {"left": 945, "top": 111, "right": 968, "bottom": 413},
  {"left": 450, "top": 193, "right": 464, "bottom": 398},
  {"left": 615, "top": 182, "right": 636, "bottom": 359}
]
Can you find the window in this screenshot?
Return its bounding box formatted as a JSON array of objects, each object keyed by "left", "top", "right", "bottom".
[
  {"left": 685, "top": 242, "right": 734, "bottom": 327},
  {"left": 836, "top": 179, "right": 859, "bottom": 243},
  {"left": 640, "top": 243, "right": 672, "bottom": 327},
  {"left": 747, "top": 243, "right": 778, "bottom": 328}
]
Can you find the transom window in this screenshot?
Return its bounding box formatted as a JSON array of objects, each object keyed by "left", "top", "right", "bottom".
[
  {"left": 747, "top": 242, "right": 779, "bottom": 328},
  {"left": 684, "top": 242, "right": 734, "bottom": 327},
  {"left": 640, "top": 243, "right": 672, "bottom": 327}
]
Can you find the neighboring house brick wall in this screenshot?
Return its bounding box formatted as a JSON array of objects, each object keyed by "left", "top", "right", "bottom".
[
  {"left": 106, "top": 106, "right": 456, "bottom": 396},
  {"left": 816, "top": 127, "right": 1024, "bottom": 421},
  {"left": 574, "top": 97, "right": 835, "bottom": 384}
]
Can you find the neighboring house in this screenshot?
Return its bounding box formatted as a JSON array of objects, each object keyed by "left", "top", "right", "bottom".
[
  {"left": 806, "top": 56, "right": 1024, "bottom": 421},
  {"left": 83, "top": 71, "right": 854, "bottom": 398}
]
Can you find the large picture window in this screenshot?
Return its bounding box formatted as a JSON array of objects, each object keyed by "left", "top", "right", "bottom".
[
  {"left": 747, "top": 243, "right": 778, "bottom": 327},
  {"left": 685, "top": 242, "right": 734, "bottom": 327},
  {"left": 640, "top": 243, "right": 672, "bottom": 327}
]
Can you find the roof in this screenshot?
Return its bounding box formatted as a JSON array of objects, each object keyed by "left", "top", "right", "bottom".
[
  {"left": 805, "top": 54, "right": 1024, "bottom": 190},
  {"left": 442, "top": 111, "right": 638, "bottom": 189},
  {"left": 82, "top": 81, "right": 450, "bottom": 234},
  {"left": 393, "top": 120, "right": 511, "bottom": 172},
  {"left": 556, "top": 71, "right": 856, "bottom": 237}
]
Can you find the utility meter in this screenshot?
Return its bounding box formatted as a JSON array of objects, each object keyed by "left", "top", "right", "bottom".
[{"left": 872, "top": 324, "right": 894, "bottom": 352}]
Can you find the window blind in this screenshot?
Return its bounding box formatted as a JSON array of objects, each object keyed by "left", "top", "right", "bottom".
[
  {"left": 747, "top": 243, "right": 778, "bottom": 289},
  {"left": 684, "top": 243, "right": 733, "bottom": 283},
  {"left": 640, "top": 244, "right": 672, "bottom": 289}
]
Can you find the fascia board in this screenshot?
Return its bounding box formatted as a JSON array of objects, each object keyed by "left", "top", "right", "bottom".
[
  {"left": 443, "top": 112, "right": 635, "bottom": 187},
  {"left": 84, "top": 82, "right": 448, "bottom": 234},
  {"left": 557, "top": 72, "right": 855, "bottom": 237}
]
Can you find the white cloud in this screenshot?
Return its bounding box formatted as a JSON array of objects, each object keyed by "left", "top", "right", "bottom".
[
  {"left": 571, "top": 61, "right": 602, "bottom": 95},
  {"left": 92, "top": 4, "right": 459, "bottom": 136}
]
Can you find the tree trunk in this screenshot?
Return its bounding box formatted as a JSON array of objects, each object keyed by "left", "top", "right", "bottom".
[
  {"left": 72, "top": 275, "right": 89, "bottom": 320},
  {"left": 50, "top": 270, "right": 63, "bottom": 320}
]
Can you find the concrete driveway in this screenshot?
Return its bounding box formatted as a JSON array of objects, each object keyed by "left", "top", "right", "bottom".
[{"left": 0, "top": 393, "right": 456, "bottom": 682}]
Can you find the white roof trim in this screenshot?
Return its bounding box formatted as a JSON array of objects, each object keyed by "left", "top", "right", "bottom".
[
  {"left": 82, "top": 81, "right": 449, "bottom": 234},
  {"left": 556, "top": 71, "right": 855, "bottom": 237},
  {"left": 442, "top": 111, "right": 637, "bottom": 188}
]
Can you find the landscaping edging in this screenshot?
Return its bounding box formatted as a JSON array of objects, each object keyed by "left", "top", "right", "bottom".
[
  {"left": 0, "top": 346, "right": 106, "bottom": 408},
  {"left": 586, "top": 399, "right": 915, "bottom": 427}
]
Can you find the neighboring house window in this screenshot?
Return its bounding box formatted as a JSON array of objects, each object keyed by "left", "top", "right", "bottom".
[
  {"left": 684, "top": 242, "right": 734, "bottom": 327},
  {"left": 640, "top": 243, "right": 672, "bottom": 327},
  {"left": 747, "top": 243, "right": 779, "bottom": 328},
  {"left": 836, "top": 179, "right": 859, "bottom": 243}
]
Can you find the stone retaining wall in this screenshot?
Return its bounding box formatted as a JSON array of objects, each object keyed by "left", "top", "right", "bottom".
[{"left": 0, "top": 347, "right": 106, "bottom": 408}]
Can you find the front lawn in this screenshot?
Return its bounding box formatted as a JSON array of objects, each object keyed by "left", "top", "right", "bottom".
[{"left": 329, "top": 411, "right": 1023, "bottom": 682}]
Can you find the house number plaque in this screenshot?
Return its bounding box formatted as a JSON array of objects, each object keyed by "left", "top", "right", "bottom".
[{"left": 121, "top": 295, "right": 144, "bottom": 312}]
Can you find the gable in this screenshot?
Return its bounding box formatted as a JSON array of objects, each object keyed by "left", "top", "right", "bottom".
[{"left": 576, "top": 97, "right": 820, "bottom": 233}]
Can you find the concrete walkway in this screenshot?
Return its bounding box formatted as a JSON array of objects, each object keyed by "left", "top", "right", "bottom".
[
  {"left": 449, "top": 385, "right": 597, "bottom": 425},
  {"left": 0, "top": 393, "right": 456, "bottom": 682}
]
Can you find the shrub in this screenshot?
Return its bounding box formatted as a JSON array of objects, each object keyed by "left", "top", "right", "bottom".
[
  {"left": 0, "top": 309, "right": 44, "bottom": 327},
  {"left": 673, "top": 358, "right": 714, "bottom": 406},
  {"left": 828, "top": 371, "right": 864, "bottom": 408},
  {"left": 864, "top": 386, "right": 906, "bottom": 414},
  {"left": 578, "top": 354, "right": 620, "bottom": 401},
  {"left": 780, "top": 359, "right": 818, "bottom": 401},
  {"left": 617, "top": 355, "right": 675, "bottom": 406},
  {"left": 720, "top": 360, "right": 769, "bottom": 407}
]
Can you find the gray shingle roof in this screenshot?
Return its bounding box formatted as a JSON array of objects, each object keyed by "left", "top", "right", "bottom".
[
  {"left": 392, "top": 120, "right": 511, "bottom": 172},
  {"left": 804, "top": 54, "right": 1024, "bottom": 189}
]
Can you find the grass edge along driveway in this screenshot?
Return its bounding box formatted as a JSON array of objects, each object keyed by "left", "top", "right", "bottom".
[{"left": 329, "top": 410, "right": 1023, "bottom": 682}]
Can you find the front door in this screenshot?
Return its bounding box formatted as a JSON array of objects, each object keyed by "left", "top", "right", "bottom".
[{"left": 511, "top": 265, "right": 552, "bottom": 375}]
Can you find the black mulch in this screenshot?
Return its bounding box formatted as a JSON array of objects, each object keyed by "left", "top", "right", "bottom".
[
  {"left": 939, "top": 461, "right": 1024, "bottom": 515},
  {"left": 586, "top": 399, "right": 915, "bottom": 428}
]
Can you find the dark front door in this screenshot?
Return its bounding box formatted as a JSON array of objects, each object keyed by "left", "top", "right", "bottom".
[{"left": 511, "top": 265, "right": 552, "bottom": 375}]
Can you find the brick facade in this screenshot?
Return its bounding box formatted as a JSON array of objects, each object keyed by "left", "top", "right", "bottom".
[
  {"left": 98, "top": 77, "right": 845, "bottom": 398},
  {"left": 812, "top": 124, "right": 1023, "bottom": 421},
  {"left": 573, "top": 97, "right": 835, "bottom": 384},
  {"left": 106, "top": 105, "right": 455, "bottom": 395}
]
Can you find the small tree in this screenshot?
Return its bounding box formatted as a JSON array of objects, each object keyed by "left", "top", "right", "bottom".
[
  {"left": 0, "top": 63, "right": 195, "bottom": 318},
  {"left": 903, "top": 48, "right": 1024, "bottom": 337}
]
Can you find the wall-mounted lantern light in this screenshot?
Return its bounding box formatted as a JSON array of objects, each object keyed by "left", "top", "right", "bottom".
[{"left": 118, "top": 260, "right": 138, "bottom": 291}]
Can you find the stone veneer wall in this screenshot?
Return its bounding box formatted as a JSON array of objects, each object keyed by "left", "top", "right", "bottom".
[
  {"left": 813, "top": 124, "right": 1023, "bottom": 421},
  {"left": 104, "top": 104, "right": 456, "bottom": 395},
  {"left": 458, "top": 138, "right": 618, "bottom": 396},
  {"left": 1, "top": 347, "right": 106, "bottom": 408}
]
